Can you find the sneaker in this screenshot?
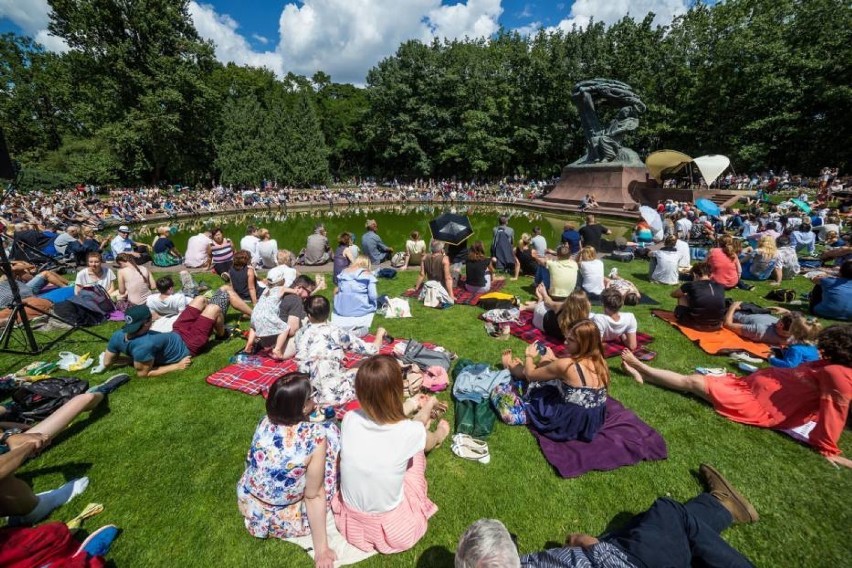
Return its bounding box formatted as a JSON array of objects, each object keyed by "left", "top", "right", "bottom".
[
  {"left": 77, "top": 524, "right": 120, "bottom": 557},
  {"left": 699, "top": 464, "right": 759, "bottom": 523},
  {"left": 729, "top": 352, "right": 763, "bottom": 364},
  {"left": 736, "top": 362, "right": 759, "bottom": 373},
  {"left": 90, "top": 374, "right": 130, "bottom": 395}
]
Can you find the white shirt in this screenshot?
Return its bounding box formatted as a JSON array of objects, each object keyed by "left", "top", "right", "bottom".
[
  {"left": 240, "top": 235, "right": 261, "bottom": 265},
  {"left": 675, "top": 218, "right": 692, "bottom": 238},
  {"left": 185, "top": 233, "right": 213, "bottom": 268},
  {"left": 591, "top": 312, "right": 638, "bottom": 341},
  {"left": 530, "top": 235, "right": 548, "bottom": 257},
  {"left": 110, "top": 235, "right": 134, "bottom": 257},
  {"left": 257, "top": 239, "right": 279, "bottom": 268},
  {"left": 650, "top": 249, "right": 681, "bottom": 285},
  {"left": 675, "top": 239, "right": 691, "bottom": 268},
  {"left": 75, "top": 267, "right": 116, "bottom": 290},
  {"left": 340, "top": 410, "right": 426, "bottom": 513},
  {"left": 146, "top": 292, "right": 190, "bottom": 317},
  {"left": 266, "top": 264, "right": 297, "bottom": 287},
  {"left": 579, "top": 259, "right": 605, "bottom": 295}
]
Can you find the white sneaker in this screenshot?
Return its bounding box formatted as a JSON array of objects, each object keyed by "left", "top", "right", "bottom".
[{"left": 729, "top": 352, "right": 763, "bottom": 364}]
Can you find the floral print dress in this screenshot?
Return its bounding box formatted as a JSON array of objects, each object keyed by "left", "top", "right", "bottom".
[
  {"left": 237, "top": 418, "right": 340, "bottom": 539},
  {"left": 294, "top": 322, "right": 378, "bottom": 406}
]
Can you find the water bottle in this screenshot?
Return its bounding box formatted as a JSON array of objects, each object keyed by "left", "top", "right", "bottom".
[{"left": 230, "top": 353, "right": 262, "bottom": 366}]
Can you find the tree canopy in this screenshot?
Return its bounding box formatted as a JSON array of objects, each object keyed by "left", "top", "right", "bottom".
[{"left": 0, "top": 0, "right": 848, "bottom": 189}]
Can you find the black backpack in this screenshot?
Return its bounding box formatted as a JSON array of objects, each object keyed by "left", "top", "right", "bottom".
[{"left": 10, "top": 377, "right": 89, "bottom": 424}]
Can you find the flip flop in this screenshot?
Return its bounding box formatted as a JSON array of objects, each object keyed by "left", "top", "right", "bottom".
[
  {"left": 453, "top": 433, "right": 488, "bottom": 452},
  {"left": 451, "top": 442, "right": 490, "bottom": 464},
  {"left": 66, "top": 503, "right": 104, "bottom": 530},
  {"left": 430, "top": 400, "right": 448, "bottom": 420}
]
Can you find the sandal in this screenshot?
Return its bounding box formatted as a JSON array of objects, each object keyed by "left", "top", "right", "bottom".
[
  {"left": 430, "top": 400, "right": 448, "bottom": 420},
  {"left": 451, "top": 442, "right": 490, "bottom": 464},
  {"left": 633, "top": 348, "right": 657, "bottom": 361}
]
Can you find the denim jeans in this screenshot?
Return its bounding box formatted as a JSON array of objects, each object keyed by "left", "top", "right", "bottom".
[{"left": 603, "top": 494, "right": 754, "bottom": 568}]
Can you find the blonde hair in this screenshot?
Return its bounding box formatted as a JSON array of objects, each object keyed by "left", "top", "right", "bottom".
[
  {"left": 276, "top": 249, "right": 294, "bottom": 267},
  {"left": 351, "top": 255, "right": 370, "bottom": 270},
  {"left": 157, "top": 226, "right": 170, "bottom": 236},
  {"left": 520, "top": 233, "right": 531, "bottom": 246},
  {"left": 577, "top": 246, "right": 597, "bottom": 262},
  {"left": 756, "top": 235, "right": 777, "bottom": 258},
  {"left": 788, "top": 314, "right": 822, "bottom": 344}
]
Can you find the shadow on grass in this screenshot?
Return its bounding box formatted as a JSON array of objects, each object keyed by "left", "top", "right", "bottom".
[
  {"left": 602, "top": 511, "right": 637, "bottom": 535},
  {"left": 19, "top": 461, "right": 94, "bottom": 485},
  {"left": 417, "top": 545, "right": 455, "bottom": 567}
]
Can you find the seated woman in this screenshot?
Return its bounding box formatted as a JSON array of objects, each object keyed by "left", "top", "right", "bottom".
[
  {"left": 501, "top": 319, "right": 609, "bottom": 442},
  {"left": 332, "top": 232, "right": 356, "bottom": 285},
  {"left": 225, "top": 250, "right": 263, "bottom": 317},
  {"left": 576, "top": 246, "right": 605, "bottom": 298},
  {"left": 207, "top": 227, "right": 234, "bottom": 276},
  {"left": 151, "top": 226, "right": 182, "bottom": 267},
  {"left": 741, "top": 235, "right": 782, "bottom": 285},
  {"left": 296, "top": 295, "right": 386, "bottom": 407},
  {"left": 512, "top": 233, "right": 538, "bottom": 280},
  {"left": 523, "top": 284, "right": 591, "bottom": 342},
  {"left": 409, "top": 240, "right": 455, "bottom": 303},
  {"left": 809, "top": 260, "right": 852, "bottom": 321},
  {"left": 671, "top": 262, "right": 726, "bottom": 331},
  {"left": 332, "top": 255, "right": 378, "bottom": 336},
  {"left": 333, "top": 355, "right": 449, "bottom": 553},
  {"left": 256, "top": 228, "right": 280, "bottom": 269},
  {"left": 620, "top": 324, "right": 852, "bottom": 468},
  {"left": 74, "top": 251, "right": 117, "bottom": 297},
  {"left": 115, "top": 252, "right": 156, "bottom": 308},
  {"left": 707, "top": 234, "right": 742, "bottom": 289},
  {"left": 402, "top": 231, "right": 426, "bottom": 270},
  {"left": 464, "top": 240, "right": 498, "bottom": 293},
  {"left": 649, "top": 235, "right": 683, "bottom": 285},
  {"left": 237, "top": 373, "right": 339, "bottom": 568}
]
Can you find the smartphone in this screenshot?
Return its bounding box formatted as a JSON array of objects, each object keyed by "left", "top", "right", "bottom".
[{"left": 535, "top": 341, "right": 547, "bottom": 355}]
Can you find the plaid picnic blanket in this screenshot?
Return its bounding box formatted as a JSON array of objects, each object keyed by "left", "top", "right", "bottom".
[
  {"left": 500, "top": 310, "right": 653, "bottom": 358},
  {"left": 206, "top": 336, "right": 402, "bottom": 396},
  {"left": 403, "top": 278, "right": 506, "bottom": 305}
]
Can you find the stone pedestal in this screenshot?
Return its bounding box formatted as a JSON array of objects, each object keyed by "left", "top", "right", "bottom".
[{"left": 544, "top": 164, "right": 650, "bottom": 211}]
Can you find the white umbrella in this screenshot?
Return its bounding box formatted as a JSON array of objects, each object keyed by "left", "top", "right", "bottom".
[
  {"left": 639, "top": 205, "right": 664, "bottom": 241},
  {"left": 693, "top": 155, "right": 731, "bottom": 187}
]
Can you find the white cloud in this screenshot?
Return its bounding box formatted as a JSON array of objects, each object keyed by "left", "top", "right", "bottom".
[
  {"left": 251, "top": 33, "right": 269, "bottom": 45},
  {"left": 515, "top": 21, "right": 543, "bottom": 37},
  {"left": 0, "top": 0, "right": 68, "bottom": 51},
  {"left": 550, "top": 0, "right": 690, "bottom": 32}
]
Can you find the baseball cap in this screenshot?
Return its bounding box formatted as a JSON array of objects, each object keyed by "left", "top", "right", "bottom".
[
  {"left": 123, "top": 305, "right": 151, "bottom": 334},
  {"left": 118, "top": 225, "right": 131, "bottom": 233}
]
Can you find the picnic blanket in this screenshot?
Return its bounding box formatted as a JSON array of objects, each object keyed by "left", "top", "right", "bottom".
[
  {"left": 206, "top": 336, "right": 402, "bottom": 395},
  {"left": 530, "top": 397, "right": 668, "bottom": 478},
  {"left": 403, "top": 278, "right": 506, "bottom": 306},
  {"left": 504, "top": 310, "right": 653, "bottom": 358},
  {"left": 652, "top": 310, "right": 772, "bottom": 359}
]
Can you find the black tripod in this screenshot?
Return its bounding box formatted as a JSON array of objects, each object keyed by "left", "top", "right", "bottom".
[{"left": 0, "top": 133, "right": 106, "bottom": 354}]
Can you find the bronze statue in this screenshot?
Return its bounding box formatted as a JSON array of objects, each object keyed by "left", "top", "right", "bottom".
[{"left": 571, "top": 79, "right": 646, "bottom": 167}]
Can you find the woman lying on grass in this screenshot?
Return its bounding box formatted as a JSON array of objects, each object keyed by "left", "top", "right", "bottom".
[
  {"left": 237, "top": 373, "right": 339, "bottom": 568},
  {"left": 620, "top": 324, "right": 852, "bottom": 468},
  {"left": 502, "top": 319, "right": 609, "bottom": 442}
]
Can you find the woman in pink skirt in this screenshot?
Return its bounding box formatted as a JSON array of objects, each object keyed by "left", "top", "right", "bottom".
[{"left": 333, "top": 355, "right": 449, "bottom": 553}]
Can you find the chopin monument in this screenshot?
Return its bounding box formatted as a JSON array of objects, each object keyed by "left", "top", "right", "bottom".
[{"left": 544, "top": 78, "right": 650, "bottom": 210}]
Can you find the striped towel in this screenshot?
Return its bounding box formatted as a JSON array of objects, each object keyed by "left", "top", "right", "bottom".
[{"left": 332, "top": 452, "right": 437, "bottom": 554}]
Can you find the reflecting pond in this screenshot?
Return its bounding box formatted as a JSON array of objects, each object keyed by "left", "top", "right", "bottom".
[{"left": 133, "top": 204, "right": 637, "bottom": 254}]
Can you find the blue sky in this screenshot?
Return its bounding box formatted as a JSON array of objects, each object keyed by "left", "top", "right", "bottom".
[{"left": 0, "top": 1, "right": 697, "bottom": 84}]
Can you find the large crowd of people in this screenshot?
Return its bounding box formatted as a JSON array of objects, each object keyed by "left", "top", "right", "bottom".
[{"left": 1, "top": 173, "right": 850, "bottom": 567}]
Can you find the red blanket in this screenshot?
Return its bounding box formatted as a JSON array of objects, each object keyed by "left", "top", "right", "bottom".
[
  {"left": 206, "top": 336, "right": 402, "bottom": 396},
  {"left": 500, "top": 310, "right": 653, "bottom": 358},
  {"left": 403, "top": 278, "right": 505, "bottom": 305}
]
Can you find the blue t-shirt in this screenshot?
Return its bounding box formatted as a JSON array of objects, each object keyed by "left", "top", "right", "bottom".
[
  {"left": 561, "top": 230, "right": 581, "bottom": 253},
  {"left": 107, "top": 330, "right": 190, "bottom": 365},
  {"left": 813, "top": 278, "right": 852, "bottom": 321}
]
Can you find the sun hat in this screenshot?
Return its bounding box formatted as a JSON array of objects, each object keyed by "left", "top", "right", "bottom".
[
  {"left": 118, "top": 225, "right": 131, "bottom": 233},
  {"left": 123, "top": 305, "right": 151, "bottom": 334}
]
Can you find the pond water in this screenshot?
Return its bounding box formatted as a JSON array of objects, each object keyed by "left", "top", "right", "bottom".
[{"left": 133, "top": 204, "right": 636, "bottom": 255}]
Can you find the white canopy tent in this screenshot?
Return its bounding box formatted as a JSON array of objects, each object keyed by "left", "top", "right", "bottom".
[{"left": 645, "top": 150, "right": 732, "bottom": 187}]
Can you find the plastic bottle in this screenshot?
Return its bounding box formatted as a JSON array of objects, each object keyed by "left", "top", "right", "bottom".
[{"left": 230, "top": 354, "right": 262, "bottom": 366}]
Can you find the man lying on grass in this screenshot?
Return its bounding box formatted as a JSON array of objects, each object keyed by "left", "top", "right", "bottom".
[{"left": 98, "top": 296, "right": 226, "bottom": 377}]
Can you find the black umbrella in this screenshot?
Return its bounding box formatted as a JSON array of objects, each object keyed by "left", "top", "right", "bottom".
[{"left": 429, "top": 212, "right": 473, "bottom": 246}]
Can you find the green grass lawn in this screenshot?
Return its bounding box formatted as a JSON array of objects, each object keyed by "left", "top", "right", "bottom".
[{"left": 8, "top": 259, "right": 851, "bottom": 567}]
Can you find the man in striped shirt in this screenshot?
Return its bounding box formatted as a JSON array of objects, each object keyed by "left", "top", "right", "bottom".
[{"left": 455, "top": 464, "right": 757, "bottom": 568}]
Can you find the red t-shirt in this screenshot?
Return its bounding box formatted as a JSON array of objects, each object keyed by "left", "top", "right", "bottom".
[{"left": 707, "top": 248, "right": 739, "bottom": 288}]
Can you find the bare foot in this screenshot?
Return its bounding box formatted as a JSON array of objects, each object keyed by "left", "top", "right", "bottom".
[
  {"left": 620, "top": 350, "right": 644, "bottom": 383},
  {"left": 374, "top": 327, "right": 387, "bottom": 343},
  {"left": 620, "top": 360, "right": 644, "bottom": 384},
  {"left": 434, "top": 419, "right": 450, "bottom": 444},
  {"left": 501, "top": 349, "right": 517, "bottom": 369},
  {"left": 270, "top": 349, "right": 285, "bottom": 361},
  {"left": 535, "top": 282, "right": 546, "bottom": 301},
  {"left": 177, "top": 356, "right": 193, "bottom": 370}
]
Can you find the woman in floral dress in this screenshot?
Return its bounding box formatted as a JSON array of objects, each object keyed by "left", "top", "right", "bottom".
[{"left": 237, "top": 373, "right": 339, "bottom": 567}]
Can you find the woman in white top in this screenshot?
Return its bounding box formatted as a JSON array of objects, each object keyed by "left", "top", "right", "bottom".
[
  {"left": 74, "top": 252, "right": 116, "bottom": 297},
  {"left": 333, "top": 355, "right": 449, "bottom": 553},
  {"left": 576, "top": 246, "right": 606, "bottom": 297},
  {"left": 256, "top": 228, "right": 279, "bottom": 269},
  {"left": 402, "top": 231, "right": 426, "bottom": 270}
]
